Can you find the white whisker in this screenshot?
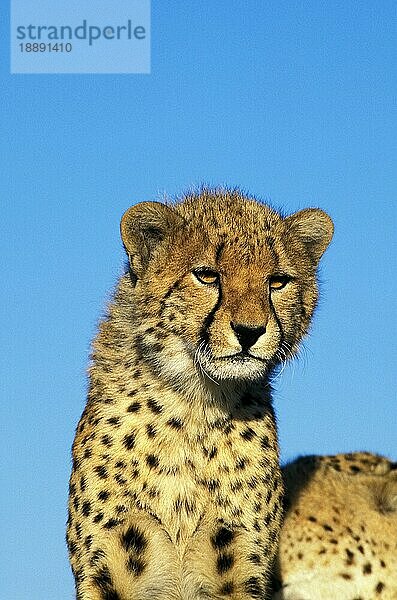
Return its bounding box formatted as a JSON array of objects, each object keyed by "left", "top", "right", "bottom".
[{"left": 195, "top": 341, "right": 220, "bottom": 385}]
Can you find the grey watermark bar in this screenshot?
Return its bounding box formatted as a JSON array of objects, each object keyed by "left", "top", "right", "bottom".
[{"left": 11, "top": 0, "right": 150, "bottom": 74}]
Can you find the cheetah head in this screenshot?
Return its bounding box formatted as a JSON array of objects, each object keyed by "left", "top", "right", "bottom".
[{"left": 120, "top": 190, "right": 333, "bottom": 385}]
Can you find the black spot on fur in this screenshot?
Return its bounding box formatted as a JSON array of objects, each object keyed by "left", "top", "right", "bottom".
[
  {"left": 244, "top": 576, "right": 263, "bottom": 598},
  {"left": 249, "top": 553, "right": 261, "bottom": 565},
  {"left": 219, "top": 581, "right": 234, "bottom": 595},
  {"left": 146, "top": 454, "right": 159, "bottom": 468},
  {"left": 68, "top": 540, "right": 77, "bottom": 555},
  {"left": 102, "top": 397, "right": 114, "bottom": 405},
  {"left": 92, "top": 566, "right": 122, "bottom": 598},
  {"left": 127, "top": 402, "right": 141, "bottom": 413},
  {"left": 92, "top": 513, "right": 103, "bottom": 523},
  {"left": 230, "top": 480, "right": 243, "bottom": 493},
  {"left": 115, "top": 474, "right": 127, "bottom": 485},
  {"left": 94, "top": 465, "right": 108, "bottom": 479},
  {"left": 363, "top": 562, "right": 372, "bottom": 574},
  {"left": 123, "top": 433, "right": 136, "bottom": 450},
  {"left": 260, "top": 435, "right": 270, "bottom": 449},
  {"left": 217, "top": 552, "right": 234, "bottom": 574},
  {"left": 247, "top": 476, "right": 259, "bottom": 489},
  {"left": 265, "top": 489, "right": 273, "bottom": 504},
  {"left": 92, "top": 566, "right": 112, "bottom": 588},
  {"left": 82, "top": 501, "right": 91, "bottom": 516},
  {"left": 167, "top": 417, "right": 183, "bottom": 430},
  {"left": 224, "top": 422, "right": 235, "bottom": 435},
  {"left": 83, "top": 447, "right": 92, "bottom": 459},
  {"left": 75, "top": 522, "right": 82, "bottom": 539},
  {"left": 204, "top": 479, "right": 220, "bottom": 492},
  {"left": 235, "top": 457, "right": 247, "bottom": 470},
  {"left": 151, "top": 342, "right": 164, "bottom": 352},
  {"left": 90, "top": 548, "right": 106, "bottom": 566},
  {"left": 147, "top": 398, "right": 163, "bottom": 414},
  {"left": 84, "top": 535, "right": 93, "bottom": 549},
  {"left": 240, "top": 427, "right": 256, "bottom": 441},
  {"left": 107, "top": 416, "right": 121, "bottom": 427},
  {"left": 211, "top": 527, "right": 235, "bottom": 550},
  {"left": 126, "top": 557, "right": 146, "bottom": 575},
  {"left": 122, "top": 525, "right": 147, "bottom": 553},
  {"left": 104, "top": 518, "right": 120, "bottom": 529},
  {"left": 146, "top": 424, "right": 156, "bottom": 438},
  {"left": 208, "top": 447, "right": 218, "bottom": 459},
  {"left": 98, "top": 490, "right": 110, "bottom": 501}
]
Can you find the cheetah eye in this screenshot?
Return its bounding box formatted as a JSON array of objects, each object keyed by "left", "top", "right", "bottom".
[
  {"left": 269, "top": 274, "right": 291, "bottom": 290},
  {"left": 193, "top": 268, "right": 220, "bottom": 285}
]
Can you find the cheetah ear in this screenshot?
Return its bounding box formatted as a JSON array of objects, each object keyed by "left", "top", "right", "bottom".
[
  {"left": 285, "top": 208, "right": 334, "bottom": 264},
  {"left": 121, "top": 202, "right": 183, "bottom": 279}
]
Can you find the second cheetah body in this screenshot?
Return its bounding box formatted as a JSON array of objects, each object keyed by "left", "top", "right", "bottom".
[
  {"left": 274, "top": 452, "right": 397, "bottom": 600},
  {"left": 67, "top": 189, "right": 333, "bottom": 600}
]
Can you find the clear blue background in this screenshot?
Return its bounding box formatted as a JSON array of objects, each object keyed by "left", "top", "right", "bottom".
[{"left": 1, "top": 2, "right": 395, "bottom": 598}]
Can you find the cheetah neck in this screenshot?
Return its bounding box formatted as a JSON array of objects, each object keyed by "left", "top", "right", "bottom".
[{"left": 90, "top": 297, "right": 274, "bottom": 433}]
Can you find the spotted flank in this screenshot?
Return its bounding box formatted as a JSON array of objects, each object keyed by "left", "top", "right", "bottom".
[{"left": 273, "top": 452, "right": 397, "bottom": 599}]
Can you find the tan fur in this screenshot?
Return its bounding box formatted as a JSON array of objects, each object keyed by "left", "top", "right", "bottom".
[
  {"left": 273, "top": 452, "right": 397, "bottom": 599},
  {"left": 67, "top": 188, "right": 333, "bottom": 600}
]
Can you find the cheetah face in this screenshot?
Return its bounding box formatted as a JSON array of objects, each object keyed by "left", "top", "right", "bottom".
[{"left": 121, "top": 191, "right": 333, "bottom": 384}]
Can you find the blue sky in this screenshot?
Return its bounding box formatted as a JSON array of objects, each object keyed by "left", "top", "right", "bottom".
[{"left": 1, "top": 2, "right": 396, "bottom": 598}]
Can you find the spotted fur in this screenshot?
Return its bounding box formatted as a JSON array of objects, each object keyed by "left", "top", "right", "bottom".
[
  {"left": 67, "top": 188, "right": 333, "bottom": 599},
  {"left": 273, "top": 452, "right": 397, "bottom": 599}
]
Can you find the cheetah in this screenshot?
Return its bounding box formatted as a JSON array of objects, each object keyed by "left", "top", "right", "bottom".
[
  {"left": 67, "top": 188, "right": 333, "bottom": 600},
  {"left": 273, "top": 452, "right": 397, "bottom": 599}
]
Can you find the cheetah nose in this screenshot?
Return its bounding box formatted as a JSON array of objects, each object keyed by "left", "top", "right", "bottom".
[{"left": 230, "top": 322, "right": 266, "bottom": 351}]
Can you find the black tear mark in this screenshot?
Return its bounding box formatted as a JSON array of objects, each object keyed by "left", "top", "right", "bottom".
[{"left": 198, "top": 281, "right": 223, "bottom": 345}]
